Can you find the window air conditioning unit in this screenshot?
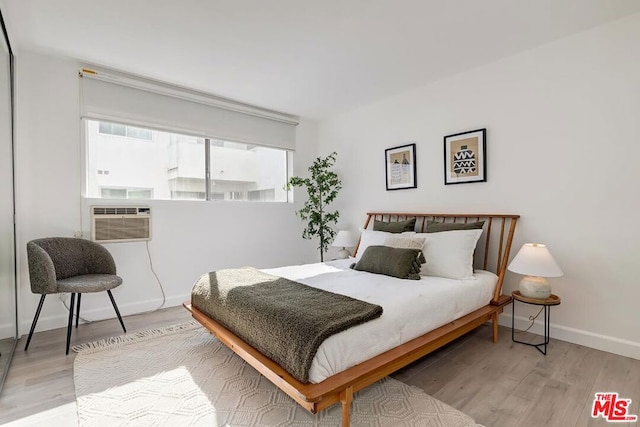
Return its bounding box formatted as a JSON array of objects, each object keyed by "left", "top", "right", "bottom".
[{"left": 91, "top": 206, "right": 152, "bottom": 243}]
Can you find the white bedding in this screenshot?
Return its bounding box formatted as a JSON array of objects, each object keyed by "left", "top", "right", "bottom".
[{"left": 263, "top": 259, "right": 497, "bottom": 383}]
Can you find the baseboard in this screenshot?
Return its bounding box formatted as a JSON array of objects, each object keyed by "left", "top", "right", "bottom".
[
  {"left": 500, "top": 314, "right": 640, "bottom": 360},
  {"left": 18, "top": 293, "right": 191, "bottom": 336},
  {"left": 0, "top": 322, "right": 16, "bottom": 339}
]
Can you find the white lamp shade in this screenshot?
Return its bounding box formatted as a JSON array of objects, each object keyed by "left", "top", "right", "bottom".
[
  {"left": 331, "top": 230, "right": 357, "bottom": 248},
  {"left": 508, "top": 243, "right": 563, "bottom": 278}
]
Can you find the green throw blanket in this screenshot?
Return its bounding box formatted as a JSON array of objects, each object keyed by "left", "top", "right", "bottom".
[{"left": 191, "top": 267, "right": 383, "bottom": 383}]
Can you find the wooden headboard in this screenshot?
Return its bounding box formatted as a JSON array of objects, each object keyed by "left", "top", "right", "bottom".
[{"left": 356, "top": 212, "right": 520, "bottom": 304}]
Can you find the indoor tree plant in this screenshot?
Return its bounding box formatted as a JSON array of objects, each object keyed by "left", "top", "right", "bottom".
[{"left": 286, "top": 152, "right": 341, "bottom": 262}]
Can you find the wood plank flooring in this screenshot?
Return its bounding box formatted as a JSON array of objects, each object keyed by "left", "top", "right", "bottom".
[
  {"left": 394, "top": 325, "right": 640, "bottom": 427},
  {"left": 0, "top": 306, "right": 638, "bottom": 426},
  {"left": 0, "top": 306, "right": 192, "bottom": 426}
]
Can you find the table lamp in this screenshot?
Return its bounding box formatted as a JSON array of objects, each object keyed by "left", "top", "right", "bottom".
[
  {"left": 332, "top": 230, "right": 357, "bottom": 259},
  {"left": 507, "top": 243, "right": 563, "bottom": 299}
]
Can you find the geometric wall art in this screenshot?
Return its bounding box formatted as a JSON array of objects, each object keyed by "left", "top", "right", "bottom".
[
  {"left": 443, "top": 128, "right": 486, "bottom": 185},
  {"left": 385, "top": 143, "right": 417, "bottom": 190}
]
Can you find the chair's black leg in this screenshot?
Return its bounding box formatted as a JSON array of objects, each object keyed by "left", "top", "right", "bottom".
[
  {"left": 66, "top": 293, "right": 76, "bottom": 355},
  {"left": 107, "top": 290, "right": 126, "bottom": 333},
  {"left": 76, "top": 293, "right": 82, "bottom": 328},
  {"left": 24, "top": 295, "right": 46, "bottom": 351}
]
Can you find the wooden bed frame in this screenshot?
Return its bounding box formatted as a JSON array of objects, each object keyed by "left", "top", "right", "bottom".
[{"left": 184, "top": 212, "right": 519, "bottom": 426}]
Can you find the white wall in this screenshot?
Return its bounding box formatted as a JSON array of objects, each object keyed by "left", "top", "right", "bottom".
[
  {"left": 318, "top": 13, "right": 640, "bottom": 359},
  {"left": 14, "top": 52, "right": 319, "bottom": 335}
]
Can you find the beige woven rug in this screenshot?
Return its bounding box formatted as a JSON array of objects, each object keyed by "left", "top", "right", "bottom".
[{"left": 73, "top": 322, "right": 480, "bottom": 426}]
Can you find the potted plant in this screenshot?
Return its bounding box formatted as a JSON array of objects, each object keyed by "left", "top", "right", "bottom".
[{"left": 286, "top": 152, "right": 341, "bottom": 262}]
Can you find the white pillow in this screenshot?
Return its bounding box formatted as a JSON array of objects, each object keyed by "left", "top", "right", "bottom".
[
  {"left": 355, "top": 229, "right": 415, "bottom": 260},
  {"left": 417, "top": 229, "right": 483, "bottom": 280},
  {"left": 383, "top": 235, "right": 426, "bottom": 250}
]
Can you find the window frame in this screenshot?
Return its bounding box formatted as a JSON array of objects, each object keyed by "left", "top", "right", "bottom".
[{"left": 83, "top": 119, "right": 292, "bottom": 203}]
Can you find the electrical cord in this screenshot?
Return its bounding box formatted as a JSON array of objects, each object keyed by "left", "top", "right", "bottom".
[
  {"left": 514, "top": 306, "right": 544, "bottom": 334},
  {"left": 59, "top": 293, "right": 93, "bottom": 323},
  {"left": 146, "top": 240, "right": 166, "bottom": 310},
  {"left": 59, "top": 240, "right": 167, "bottom": 324}
]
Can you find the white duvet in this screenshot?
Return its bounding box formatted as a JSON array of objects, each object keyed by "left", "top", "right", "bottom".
[{"left": 263, "top": 259, "right": 497, "bottom": 383}]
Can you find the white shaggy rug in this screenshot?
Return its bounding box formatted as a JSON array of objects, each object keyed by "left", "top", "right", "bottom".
[{"left": 73, "top": 322, "right": 480, "bottom": 426}]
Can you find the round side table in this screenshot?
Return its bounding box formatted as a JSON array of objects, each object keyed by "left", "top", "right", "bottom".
[{"left": 511, "top": 290, "right": 561, "bottom": 355}]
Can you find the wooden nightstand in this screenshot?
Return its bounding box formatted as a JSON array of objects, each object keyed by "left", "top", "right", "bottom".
[{"left": 511, "top": 290, "right": 561, "bottom": 355}]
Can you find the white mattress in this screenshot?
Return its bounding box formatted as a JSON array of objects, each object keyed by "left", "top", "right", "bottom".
[{"left": 263, "top": 259, "right": 498, "bottom": 383}]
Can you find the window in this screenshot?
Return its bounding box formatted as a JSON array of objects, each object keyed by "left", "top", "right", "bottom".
[
  {"left": 100, "top": 187, "right": 153, "bottom": 199},
  {"left": 209, "top": 139, "right": 287, "bottom": 202},
  {"left": 99, "top": 122, "right": 152, "bottom": 140},
  {"left": 86, "top": 120, "right": 290, "bottom": 202},
  {"left": 99, "top": 122, "right": 125, "bottom": 137},
  {"left": 171, "top": 191, "right": 206, "bottom": 200},
  {"left": 128, "top": 189, "right": 153, "bottom": 199},
  {"left": 101, "top": 188, "right": 126, "bottom": 199},
  {"left": 248, "top": 189, "right": 276, "bottom": 201}
]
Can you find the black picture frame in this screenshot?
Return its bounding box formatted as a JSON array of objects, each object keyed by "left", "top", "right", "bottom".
[
  {"left": 443, "top": 128, "right": 487, "bottom": 185},
  {"left": 385, "top": 143, "right": 417, "bottom": 190}
]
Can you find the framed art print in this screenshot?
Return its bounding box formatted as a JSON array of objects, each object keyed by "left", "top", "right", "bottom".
[
  {"left": 444, "top": 128, "right": 486, "bottom": 185},
  {"left": 385, "top": 143, "right": 416, "bottom": 190}
]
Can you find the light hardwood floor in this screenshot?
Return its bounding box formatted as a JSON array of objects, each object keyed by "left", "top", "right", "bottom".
[{"left": 0, "top": 306, "right": 638, "bottom": 426}]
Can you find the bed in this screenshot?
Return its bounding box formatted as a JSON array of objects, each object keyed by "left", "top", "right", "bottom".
[{"left": 184, "top": 212, "right": 519, "bottom": 426}]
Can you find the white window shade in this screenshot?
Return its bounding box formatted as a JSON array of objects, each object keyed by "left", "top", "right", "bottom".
[{"left": 80, "top": 69, "right": 298, "bottom": 150}]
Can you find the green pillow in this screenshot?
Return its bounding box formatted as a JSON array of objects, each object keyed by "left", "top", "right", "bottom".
[
  {"left": 373, "top": 218, "right": 416, "bottom": 233},
  {"left": 426, "top": 220, "right": 484, "bottom": 233},
  {"left": 351, "top": 246, "right": 421, "bottom": 280}
]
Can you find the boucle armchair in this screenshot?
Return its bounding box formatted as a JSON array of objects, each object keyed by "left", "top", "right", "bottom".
[{"left": 25, "top": 237, "right": 126, "bottom": 354}]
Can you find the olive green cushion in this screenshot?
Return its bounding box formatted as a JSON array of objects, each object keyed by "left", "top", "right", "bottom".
[
  {"left": 426, "top": 220, "right": 484, "bottom": 233},
  {"left": 351, "top": 246, "right": 422, "bottom": 280},
  {"left": 373, "top": 218, "right": 416, "bottom": 233}
]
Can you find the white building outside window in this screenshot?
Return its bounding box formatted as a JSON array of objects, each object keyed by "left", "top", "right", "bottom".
[{"left": 85, "top": 120, "right": 289, "bottom": 202}]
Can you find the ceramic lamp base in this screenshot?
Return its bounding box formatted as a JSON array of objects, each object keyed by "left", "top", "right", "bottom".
[
  {"left": 336, "top": 248, "right": 351, "bottom": 259},
  {"left": 519, "top": 276, "right": 551, "bottom": 299}
]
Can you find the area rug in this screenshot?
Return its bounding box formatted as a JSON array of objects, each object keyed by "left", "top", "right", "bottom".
[{"left": 73, "top": 322, "right": 480, "bottom": 426}]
